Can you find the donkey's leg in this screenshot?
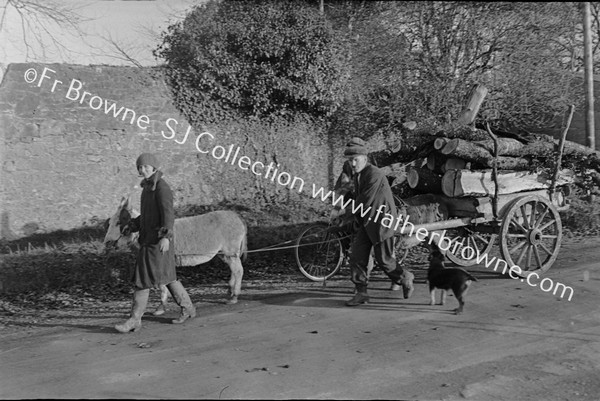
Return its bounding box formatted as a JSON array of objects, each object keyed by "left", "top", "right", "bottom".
[
  {"left": 220, "top": 255, "right": 244, "bottom": 304},
  {"left": 152, "top": 285, "right": 169, "bottom": 316}
]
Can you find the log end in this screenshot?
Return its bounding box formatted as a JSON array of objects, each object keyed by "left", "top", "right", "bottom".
[
  {"left": 440, "top": 138, "right": 460, "bottom": 155},
  {"left": 441, "top": 169, "right": 462, "bottom": 197},
  {"left": 426, "top": 154, "right": 437, "bottom": 171},
  {"left": 407, "top": 168, "right": 419, "bottom": 189},
  {"left": 434, "top": 137, "right": 449, "bottom": 150},
  {"left": 441, "top": 158, "right": 467, "bottom": 173}
]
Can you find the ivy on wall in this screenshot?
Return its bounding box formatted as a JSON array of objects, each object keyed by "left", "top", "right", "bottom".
[{"left": 154, "top": 0, "right": 349, "bottom": 125}]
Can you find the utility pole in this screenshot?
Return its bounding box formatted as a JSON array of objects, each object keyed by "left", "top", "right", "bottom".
[{"left": 583, "top": 2, "right": 596, "bottom": 149}]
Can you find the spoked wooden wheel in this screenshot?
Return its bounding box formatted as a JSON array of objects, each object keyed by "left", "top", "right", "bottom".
[
  {"left": 444, "top": 227, "right": 497, "bottom": 267},
  {"left": 295, "top": 224, "right": 344, "bottom": 281},
  {"left": 392, "top": 195, "right": 411, "bottom": 265},
  {"left": 395, "top": 247, "right": 410, "bottom": 265},
  {"left": 499, "top": 195, "right": 562, "bottom": 276}
]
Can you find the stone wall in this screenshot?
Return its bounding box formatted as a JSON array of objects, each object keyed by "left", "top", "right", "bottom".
[{"left": 0, "top": 63, "right": 336, "bottom": 239}]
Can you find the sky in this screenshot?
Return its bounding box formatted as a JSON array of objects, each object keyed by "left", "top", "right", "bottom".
[{"left": 0, "top": 0, "right": 198, "bottom": 68}]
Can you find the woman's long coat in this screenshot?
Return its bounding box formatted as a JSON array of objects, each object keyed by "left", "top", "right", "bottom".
[{"left": 129, "top": 171, "right": 177, "bottom": 289}]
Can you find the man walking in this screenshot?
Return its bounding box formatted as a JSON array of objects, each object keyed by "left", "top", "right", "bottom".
[{"left": 340, "top": 138, "right": 414, "bottom": 306}]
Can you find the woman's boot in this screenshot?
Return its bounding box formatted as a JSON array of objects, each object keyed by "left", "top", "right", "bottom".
[
  {"left": 152, "top": 285, "right": 169, "bottom": 316},
  {"left": 167, "top": 280, "right": 196, "bottom": 324},
  {"left": 152, "top": 304, "right": 166, "bottom": 316},
  {"left": 115, "top": 289, "right": 149, "bottom": 333}
]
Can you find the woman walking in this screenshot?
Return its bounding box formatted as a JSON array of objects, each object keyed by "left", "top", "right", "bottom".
[{"left": 115, "top": 153, "right": 196, "bottom": 333}]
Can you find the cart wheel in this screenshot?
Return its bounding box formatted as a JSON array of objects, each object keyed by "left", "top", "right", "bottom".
[
  {"left": 444, "top": 227, "right": 497, "bottom": 267},
  {"left": 295, "top": 224, "right": 344, "bottom": 281},
  {"left": 499, "top": 195, "right": 562, "bottom": 276},
  {"left": 394, "top": 245, "right": 410, "bottom": 265},
  {"left": 392, "top": 195, "right": 410, "bottom": 265},
  {"left": 396, "top": 247, "right": 410, "bottom": 265}
]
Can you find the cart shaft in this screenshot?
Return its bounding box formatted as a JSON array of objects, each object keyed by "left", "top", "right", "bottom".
[{"left": 395, "top": 217, "right": 478, "bottom": 236}]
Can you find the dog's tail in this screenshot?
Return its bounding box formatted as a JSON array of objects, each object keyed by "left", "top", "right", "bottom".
[{"left": 457, "top": 267, "right": 478, "bottom": 282}]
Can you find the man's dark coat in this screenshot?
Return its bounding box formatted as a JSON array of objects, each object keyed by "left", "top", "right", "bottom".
[{"left": 352, "top": 164, "right": 398, "bottom": 244}]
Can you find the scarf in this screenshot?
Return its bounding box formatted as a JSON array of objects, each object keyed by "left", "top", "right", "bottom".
[{"left": 140, "top": 170, "right": 163, "bottom": 191}]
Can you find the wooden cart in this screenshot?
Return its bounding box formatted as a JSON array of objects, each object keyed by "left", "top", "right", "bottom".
[
  {"left": 420, "top": 186, "right": 569, "bottom": 275},
  {"left": 295, "top": 183, "right": 569, "bottom": 282}
]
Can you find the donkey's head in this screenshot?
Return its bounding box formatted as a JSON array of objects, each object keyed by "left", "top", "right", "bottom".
[{"left": 103, "top": 195, "right": 139, "bottom": 250}]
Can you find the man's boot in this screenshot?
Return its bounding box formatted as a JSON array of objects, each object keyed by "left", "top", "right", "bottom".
[
  {"left": 346, "top": 286, "right": 369, "bottom": 306},
  {"left": 115, "top": 289, "right": 149, "bottom": 333},
  {"left": 167, "top": 280, "right": 196, "bottom": 324}
]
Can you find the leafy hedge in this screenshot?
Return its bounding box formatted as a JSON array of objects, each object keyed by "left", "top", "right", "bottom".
[{"left": 154, "top": 0, "right": 349, "bottom": 123}]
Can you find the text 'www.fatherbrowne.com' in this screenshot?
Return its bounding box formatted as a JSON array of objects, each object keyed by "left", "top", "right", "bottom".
[{"left": 311, "top": 185, "right": 574, "bottom": 301}]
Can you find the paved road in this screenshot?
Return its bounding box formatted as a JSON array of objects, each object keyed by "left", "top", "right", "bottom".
[{"left": 1, "top": 237, "right": 599, "bottom": 400}]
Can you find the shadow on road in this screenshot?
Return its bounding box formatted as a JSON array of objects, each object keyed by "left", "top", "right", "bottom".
[{"left": 256, "top": 289, "right": 458, "bottom": 315}]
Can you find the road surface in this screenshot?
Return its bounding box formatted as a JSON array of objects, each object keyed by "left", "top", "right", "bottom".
[{"left": 1, "top": 237, "right": 599, "bottom": 400}]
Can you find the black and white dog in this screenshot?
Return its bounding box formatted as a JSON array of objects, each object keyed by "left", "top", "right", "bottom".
[{"left": 427, "top": 244, "right": 477, "bottom": 314}]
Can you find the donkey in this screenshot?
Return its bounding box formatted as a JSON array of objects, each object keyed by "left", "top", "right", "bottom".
[{"left": 104, "top": 196, "right": 248, "bottom": 310}]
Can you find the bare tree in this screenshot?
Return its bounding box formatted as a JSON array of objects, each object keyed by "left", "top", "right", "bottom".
[
  {"left": 91, "top": 29, "right": 146, "bottom": 68},
  {"left": 90, "top": 0, "right": 195, "bottom": 67},
  {"left": 0, "top": 0, "right": 88, "bottom": 62}
]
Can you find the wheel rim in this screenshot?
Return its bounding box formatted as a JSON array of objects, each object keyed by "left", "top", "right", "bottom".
[
  {"left": 295, "top": 225, "right": 344, "bottom": 281},
  {"left": 445, "top": 227, "right": 497, "bottom": 267},
  {"left": 500, "top": 195, "right": 562, "bottom": 275}
]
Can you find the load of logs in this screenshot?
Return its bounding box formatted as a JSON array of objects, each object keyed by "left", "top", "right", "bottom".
[{"left": 367, "top": 84, "right": 600, "bottom": 220}]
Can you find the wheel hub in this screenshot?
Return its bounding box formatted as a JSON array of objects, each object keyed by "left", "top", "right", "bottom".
[{"left": 528, "top": 228, "right": 542, "bottom": 245}]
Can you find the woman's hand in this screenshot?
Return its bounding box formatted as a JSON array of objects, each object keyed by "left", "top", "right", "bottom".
[{"left": 159, "top": 237, "right": 170, "bottom": 253}]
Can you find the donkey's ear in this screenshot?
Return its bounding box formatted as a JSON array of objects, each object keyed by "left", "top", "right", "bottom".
[{"left": 119, "top": 195, "right": 131, "bottom": 208}]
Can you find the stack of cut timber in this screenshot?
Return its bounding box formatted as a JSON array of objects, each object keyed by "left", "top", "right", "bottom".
[
  {"left": 406, "top": 127, "right": 578, "bottom": 218},
  {"left": 369, "top": 124, "right": 588, "bottom": 220},
  {"left": 365, "top": 85, "right": 600, "bottom": 216}
]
